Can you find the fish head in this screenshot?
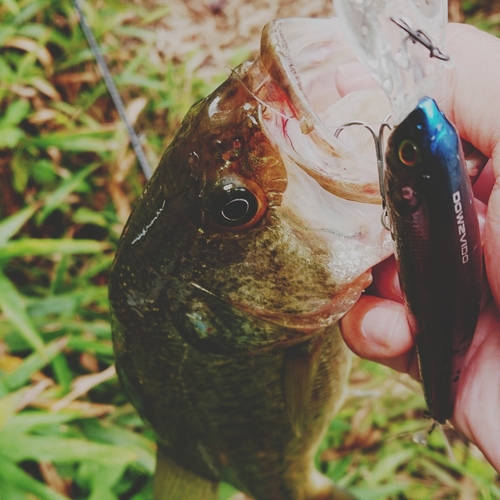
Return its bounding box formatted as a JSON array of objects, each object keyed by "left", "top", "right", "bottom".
[{"left": 110, "top": 18, "right": 393, "bottom": 355}]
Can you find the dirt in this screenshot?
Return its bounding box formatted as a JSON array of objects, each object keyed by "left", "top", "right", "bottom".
[{"left": 155, "top": 0, "right": 335, "bottom": 81}]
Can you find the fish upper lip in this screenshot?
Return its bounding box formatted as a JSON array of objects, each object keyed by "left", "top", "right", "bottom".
[{"left": 252, "top": 17, "right": 390, "bottom": 204}]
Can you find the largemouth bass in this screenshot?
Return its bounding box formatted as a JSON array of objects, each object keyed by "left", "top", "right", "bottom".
[{"left": 110, "top": 17, "right": 392, "bottom": 500}]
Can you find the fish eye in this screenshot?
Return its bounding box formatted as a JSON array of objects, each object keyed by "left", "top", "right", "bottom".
[
  {"left": 204, "top": 181, "right": 266, "bottom": 229},
  {"left": 398, "top": 140, "right": 419, "bottom": 167}
]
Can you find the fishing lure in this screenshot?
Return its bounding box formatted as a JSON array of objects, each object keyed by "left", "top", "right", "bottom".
[
  {"left": 335, "top": 0, "right": 483, "bottom": 422},
  {"left": 384, "top": 96, "right": 482, "bottom": 423}
]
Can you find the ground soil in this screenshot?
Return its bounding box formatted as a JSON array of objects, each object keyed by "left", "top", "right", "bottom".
[{"left": 156, "top": 0, "right": 335, "bottom": 81}]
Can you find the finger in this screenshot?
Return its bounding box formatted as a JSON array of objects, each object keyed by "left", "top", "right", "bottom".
[
  {"left": 368, "top": 256, "right": 403, "bottom": 303},
  {"left": 475, "top": 197, "right": 487, "bottom": 239},
  {"left": 453, "top": 303, "right": 500, "bottom": 471},
  {"left": 367, "top": 198, "right": 485, "bottom": 298},
  {"left": 439, "top": 26, "right": 500, "bottom": 309},
  {"left": 340, "top": 295, "right": 418, "bottom": 377},
  {"left": 472, "top": 159, "right": 494, "bottom": 204},
  {"left": 335, "top": 62, "right": 378, "bottom": 97},
  {"left": 435, "top": 24, "right": 500, "bottom": 161},
  {"left": 335, "top": 24, "right": 500, "bottom": 165},
  {"left": 484, "top": 183, "right": 500, "bottom": 309}
]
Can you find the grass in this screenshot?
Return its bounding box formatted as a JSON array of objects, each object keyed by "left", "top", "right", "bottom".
[{"left": 0, "top": 0, "right": 498, "bottom": 499}]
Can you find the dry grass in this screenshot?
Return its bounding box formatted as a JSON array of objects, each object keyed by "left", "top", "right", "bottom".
[{"left": 0, "top": 0, "right": 499, "bottom": 499}]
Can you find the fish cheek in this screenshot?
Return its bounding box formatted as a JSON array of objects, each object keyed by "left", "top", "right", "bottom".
[{"left": 162, "top": 281, "right": 286, "bottom": 355}]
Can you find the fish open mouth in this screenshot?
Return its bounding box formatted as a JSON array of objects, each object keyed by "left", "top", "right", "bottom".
[
  {"left": 247, "top": 17, "right": 392, "bottom": 204},
  {"left": 247, "top": 17, "right": 394, "bottom": 299}
]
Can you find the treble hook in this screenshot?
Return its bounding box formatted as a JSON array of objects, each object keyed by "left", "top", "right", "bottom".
[
  {"left": 335, "top": 116, "right": 392, "bottom": 230},
  {"left": 390, "top": 17, "right": 450, "bottom": 62},
  {"left": 334, "top": 116, "right": 392, "bottom": 202}
]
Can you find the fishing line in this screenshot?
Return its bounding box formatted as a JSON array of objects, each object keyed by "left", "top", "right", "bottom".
[
  {"left": 390, "top": 18, "right": 450, "bottom": 61},
  {"left": 71, "top": 0, "right": 153, "bottom": 180},
  {"left": 230, "top": 68, "right": 293, "bottom": 122}
]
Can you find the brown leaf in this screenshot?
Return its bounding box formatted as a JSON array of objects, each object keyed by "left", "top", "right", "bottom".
[
  {"left": 9, "top": 84, "right": 37, "bottom": 98},
  {"left": 39, "top": 462, "right": 71, "bottom": 497},
  {"left": 52, "top": 72, "right": 100, "bottom": 84},
  {"left": 458, "top": 475, "right": 478, "bottom": 500},
  {"left": 126, "top": 97, "right": 148, "bottom": 126},
  {"left": 29, "top": 109, "right": 58, "bottom": 124},
  {"left": 32, "top": 398, "right": 116, "bottom": 418},
  {"left": 228, "top": 494, "right": 253, "bottom": 500},
  {"left": 16, "top": 379, "right": 54, "bottom": 412},
  {"left": 31, "top": 77, "right": 62, "bottom": 101},
  {"left": 0, "top": 353, "right": 23, "bottom": 373},
  {"left": 4, "top": 37, "right": 53, "bottom": 69},
  {"left": 50, "top": 365, "right": 116, "bottom": 412},
  {"left": 109, "top": 181, "right": 132, "bottom": 225},
  {"left": 448, "top": 0, "right": 463, "bottom": 23},
  {"left": 79, "top": 352, "right": 99, "bottom": 373},
  {"left": 343, "top": 405, "right": 372, "bottom": 448}
]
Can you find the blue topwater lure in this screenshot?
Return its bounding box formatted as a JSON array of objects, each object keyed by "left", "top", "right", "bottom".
[
  {"left": 335, "top": 0, "right": 482, "bottom": 422},
  {"left": 384, "top": 97, "right": 482, "bottom": 423}
]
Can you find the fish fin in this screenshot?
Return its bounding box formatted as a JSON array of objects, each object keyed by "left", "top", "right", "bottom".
[
  {"left": 154, "top": 446, "right": 219, "bottom": 500},
  {"left": 283, "top": 335, "right": 324, "bottom": 437}
]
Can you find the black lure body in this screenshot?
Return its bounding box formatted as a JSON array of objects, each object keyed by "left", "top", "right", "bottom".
[{"left": 385, "top": 97, "right": 482, "bottom": 423}]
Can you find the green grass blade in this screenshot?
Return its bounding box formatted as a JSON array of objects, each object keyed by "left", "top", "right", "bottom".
[
  {"left": 0, "top": 434, "right": 136, "bottom": 465},
  {"left": 67, "top": 336, "right": 113, "bottom": 356},
  {"left": 0, "top": 238, "right": 110, "bottom": 261},
  {"left": 0, "top": 269, "right": 45, "bottom": 354},
  {"left": 29, "top": 131, "right": 117, "bottom": 152},
  {"left": 80, "top": 419, "right": 155, "bottom": 473},
  {"left": 87, "top": 462, "right": 127, "bottom": 500},
  {"left": 416, "top": 457, "right": 462, "bottom": 488},
  {"left": 0, "top": 204, "right": 36, "bottom": 247},
  {"left": 51, "top": 353, "right": 73, "bottom": 393},
  {"left": 0, "top": 337, "right": 67, "bottom": 397},
  {"left": 1, "top": 411, "right": 78, "bottom": 437},
  {"left": 0, "top": 454, "right": 69, "bottom": 500},
  {"left": 0, "top": 387, "right": 30, "bottom": 431},
  {"left": 0, "top": 98, "right": 30, "bottom": 127},
  {"left": 1, "top": 0, "right": 20, "bottom": 15},
  {"left": 38, "top": 163, "right": 100, "bottom": 223},
  {"left": 349, "top": 483, "right": 410, "bottom": 500},
  {"left": 367, "top": 448, "right": 415, "bottom": 486}
]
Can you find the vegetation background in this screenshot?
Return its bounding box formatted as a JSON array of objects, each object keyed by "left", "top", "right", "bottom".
[{"left": 0, "top": 0, "right": 499, "bottom": 498}]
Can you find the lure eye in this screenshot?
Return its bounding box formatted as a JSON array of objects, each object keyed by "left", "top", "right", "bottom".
[
  {"left": 399, "top": 140, "right": 419, "bottom": 166},
  {"left": 204, "top": 181, "right": 266, "bottom": 229}
]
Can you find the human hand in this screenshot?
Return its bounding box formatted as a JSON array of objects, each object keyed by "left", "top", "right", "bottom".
[{"left": 337, "top": 23, "right": 500, "bottom": 471}]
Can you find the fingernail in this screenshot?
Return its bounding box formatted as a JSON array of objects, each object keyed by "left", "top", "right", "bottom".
[{"left": 361, "top": 303, "right": 402, "bottom": 349}]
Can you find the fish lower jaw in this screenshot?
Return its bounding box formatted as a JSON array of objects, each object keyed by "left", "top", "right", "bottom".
[{"left": 235, "top": 270, "right": 372, "bottom": 343}]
